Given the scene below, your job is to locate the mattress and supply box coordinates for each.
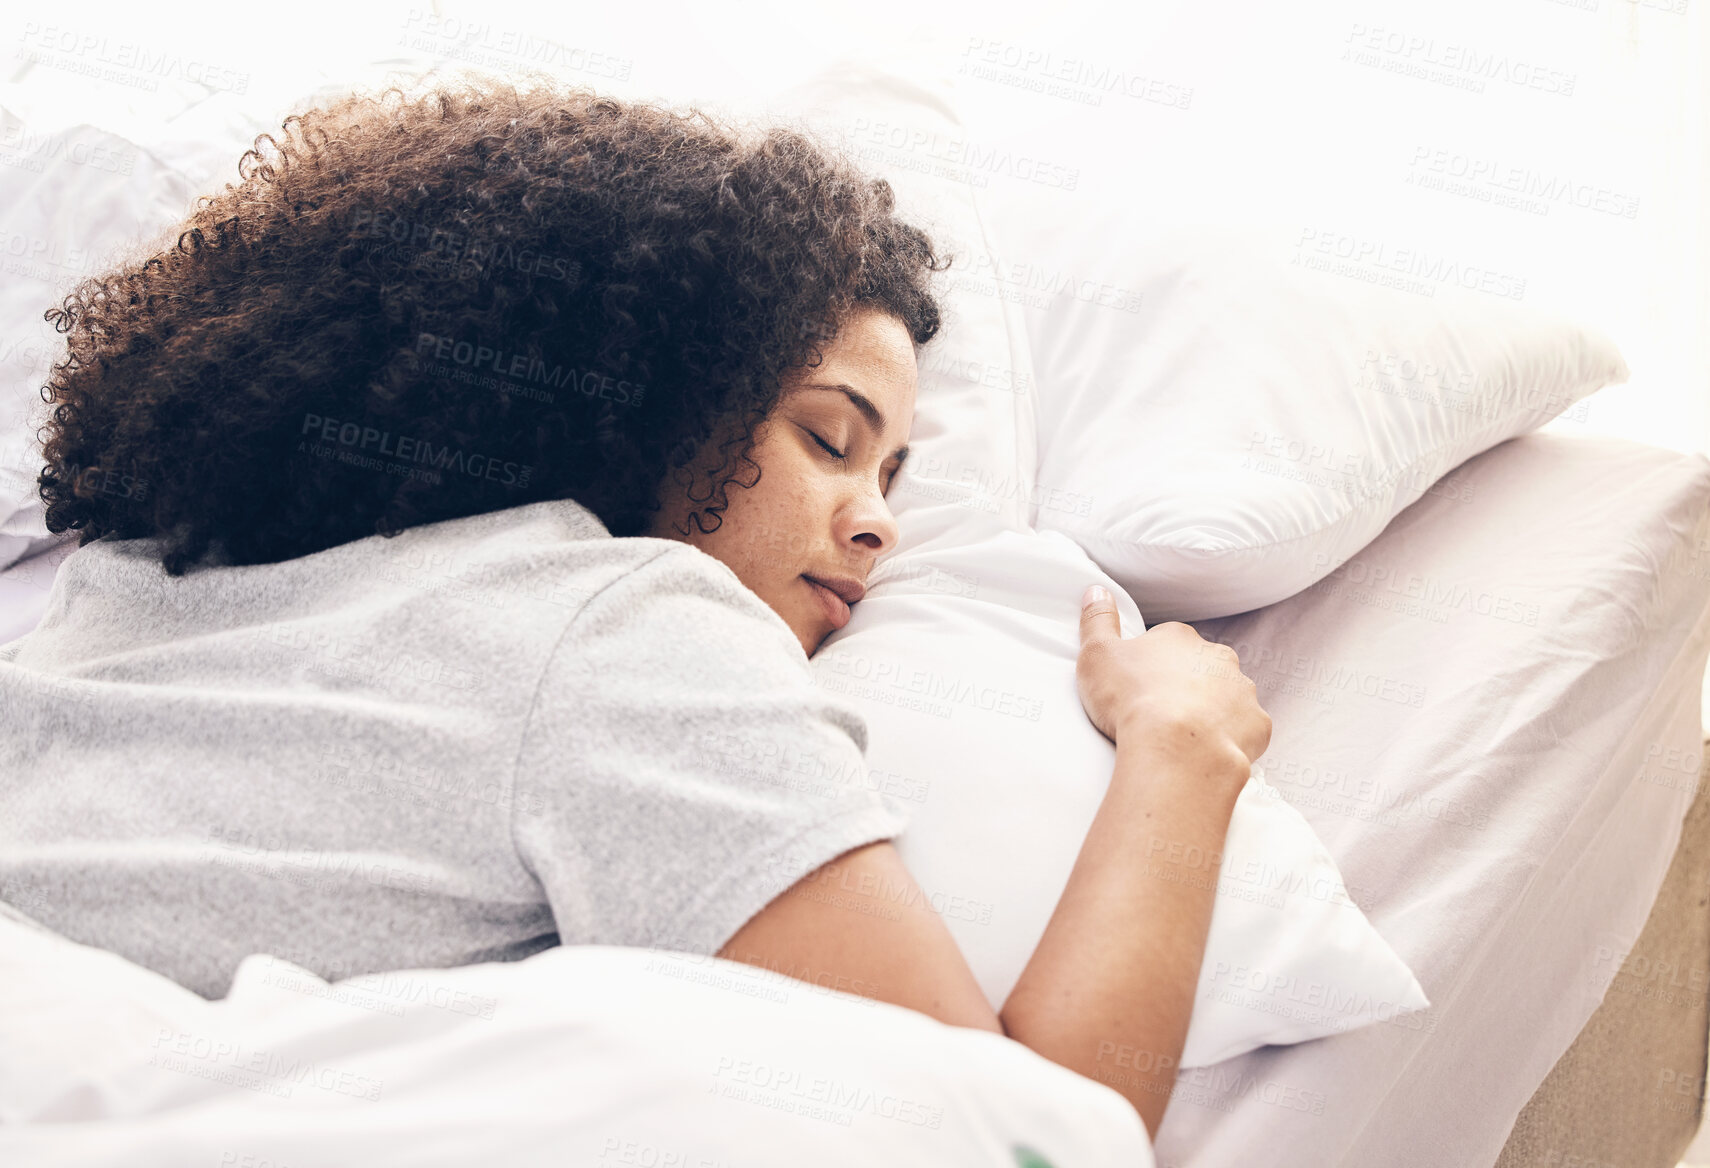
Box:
[1150,432,1710,1168]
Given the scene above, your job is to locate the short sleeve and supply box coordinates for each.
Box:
[511,543,912,956]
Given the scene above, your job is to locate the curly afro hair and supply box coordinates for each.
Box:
[34,72,951,574]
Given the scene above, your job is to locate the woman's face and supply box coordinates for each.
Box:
[647,308,918,657]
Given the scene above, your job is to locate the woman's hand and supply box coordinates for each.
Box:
[1075,585,1272,784]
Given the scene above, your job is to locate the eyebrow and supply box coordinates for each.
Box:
[802,382,911,466]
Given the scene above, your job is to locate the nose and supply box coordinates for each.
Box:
[838,482,900,569]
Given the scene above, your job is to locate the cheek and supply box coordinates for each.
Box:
[731,445,825,562]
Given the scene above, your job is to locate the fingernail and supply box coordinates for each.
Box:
[1082,584,1110,607]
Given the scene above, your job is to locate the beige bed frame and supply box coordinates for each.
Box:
[1496,734,1710,1167]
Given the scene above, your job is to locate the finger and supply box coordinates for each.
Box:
[1080,584,1121,644]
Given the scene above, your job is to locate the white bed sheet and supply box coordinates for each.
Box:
[1150,432,1710,1168]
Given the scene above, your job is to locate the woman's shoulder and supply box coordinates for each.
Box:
[20,497,677,660]
[323,496,811,681]
[20,494,808,686]
[559,535,808,673]
[413,498,791,643]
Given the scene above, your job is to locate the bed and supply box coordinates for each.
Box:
[4,431,1706,1168]
[3,36,1710,1168]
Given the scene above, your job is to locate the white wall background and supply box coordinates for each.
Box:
[4,0,1706,719]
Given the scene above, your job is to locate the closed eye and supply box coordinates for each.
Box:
[803,427,846,461]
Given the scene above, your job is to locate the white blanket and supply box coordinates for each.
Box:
[0,907,1150,1168]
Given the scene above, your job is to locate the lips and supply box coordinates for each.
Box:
[803,575,866,606]
[803,574,863,630]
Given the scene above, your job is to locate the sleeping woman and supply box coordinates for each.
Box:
[0,76,1269,1138]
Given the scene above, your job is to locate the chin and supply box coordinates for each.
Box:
[793,618,830,659]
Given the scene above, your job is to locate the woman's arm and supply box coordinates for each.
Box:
[716,592,1268,1140]
[997,727,1245,1136]
[716,838,1005,1035]
[715,733,1244,1138]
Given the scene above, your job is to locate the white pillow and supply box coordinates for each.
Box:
[0,110,198,570]
[765,59,1040,534]
[0,56,1045,566]
[0,66,446,571]
[774,60,1426,1068]
[811,517,1428,1068]
[980,211,1629,622]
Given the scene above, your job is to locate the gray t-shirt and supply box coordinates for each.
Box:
[0,497,910,999]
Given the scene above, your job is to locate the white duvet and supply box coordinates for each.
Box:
[0,907,1151,1168]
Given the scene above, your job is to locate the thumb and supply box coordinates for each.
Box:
[1080,584,1121,644]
